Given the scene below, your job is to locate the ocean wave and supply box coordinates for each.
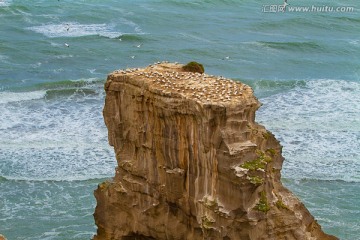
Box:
[0,54,9,63]
[45,88,98,99]
[42,79,104,99]
[0,90,46,104]
[283,177,360,184]
[325,16,360,33]
[34,78,103,90]
[254,16,334,31]
[248,78,307,90]
[0,78,104,104]
[281,153,360,183]
[27,22,123,39]
[349,39,360,46]
[178,33,214,43]
[241,79,307,98]
[0,81,115,182]
[166,0,240,7]
[116,33,148,42]
[334,16,360,24]
[0,175,112,182]
[258,41,324,52]
[0,0,11,7]
[257,79,360,183]
[258,79,360,130]
[0,138,116,182]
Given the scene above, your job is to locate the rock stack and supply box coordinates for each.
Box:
[93,62,337,240]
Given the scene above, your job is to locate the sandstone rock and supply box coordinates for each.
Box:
[0,234,7,240]
[94,62,338,240]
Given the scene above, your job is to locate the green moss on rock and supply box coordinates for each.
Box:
[182,61,205,74]
[255,191,270,212]
[241,150,272,171]
[275,195,289,210]
[276,200,289,210]
[247,175,264,185]
[266,148,277,157]
[262,131,271,139]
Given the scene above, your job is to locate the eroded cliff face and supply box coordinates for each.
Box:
[94,63,337,240]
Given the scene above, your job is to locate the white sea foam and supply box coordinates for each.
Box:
[27,22,122,38]
[0,179,97,238]
[0,54,9,63]
[0,90,46,104]
[0,0,11,7]
[349,39,359,46]
[257,79,360,182]
[0,89,115,181]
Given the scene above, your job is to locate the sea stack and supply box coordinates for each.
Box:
[93,62,337,240]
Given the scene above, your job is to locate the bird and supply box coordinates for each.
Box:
[130,55,135,59]
[136,44,142,48]
[64,43,69,47]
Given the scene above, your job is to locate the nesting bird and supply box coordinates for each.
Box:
[114,63,247,104]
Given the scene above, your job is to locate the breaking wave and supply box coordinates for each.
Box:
[27,22,122,38]
[257,79,360,183]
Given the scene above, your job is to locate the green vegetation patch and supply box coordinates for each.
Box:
[275,195,289,210]
[241,150,272,171]
[265,148,277,157]
[255,190,270,212]
[276,200,289,210]
[247,176,264,185]
[182,61,205,74]
[262,131,271,139]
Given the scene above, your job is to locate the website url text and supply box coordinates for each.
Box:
[262,5,355,13]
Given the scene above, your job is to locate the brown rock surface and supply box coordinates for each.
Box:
[93,62,337,240]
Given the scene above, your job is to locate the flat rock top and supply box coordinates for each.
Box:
[110,62,254,104]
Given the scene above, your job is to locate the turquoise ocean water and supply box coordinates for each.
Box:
[0,0,359,239]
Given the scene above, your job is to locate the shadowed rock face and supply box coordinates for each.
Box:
[93,63,337,240]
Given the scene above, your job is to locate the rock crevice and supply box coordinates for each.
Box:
[94,63,337,240]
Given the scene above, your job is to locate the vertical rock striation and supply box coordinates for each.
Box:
[94,63,337,240]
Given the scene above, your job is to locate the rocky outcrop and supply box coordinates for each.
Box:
[0,234,7,240]
[94,62,337,240]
